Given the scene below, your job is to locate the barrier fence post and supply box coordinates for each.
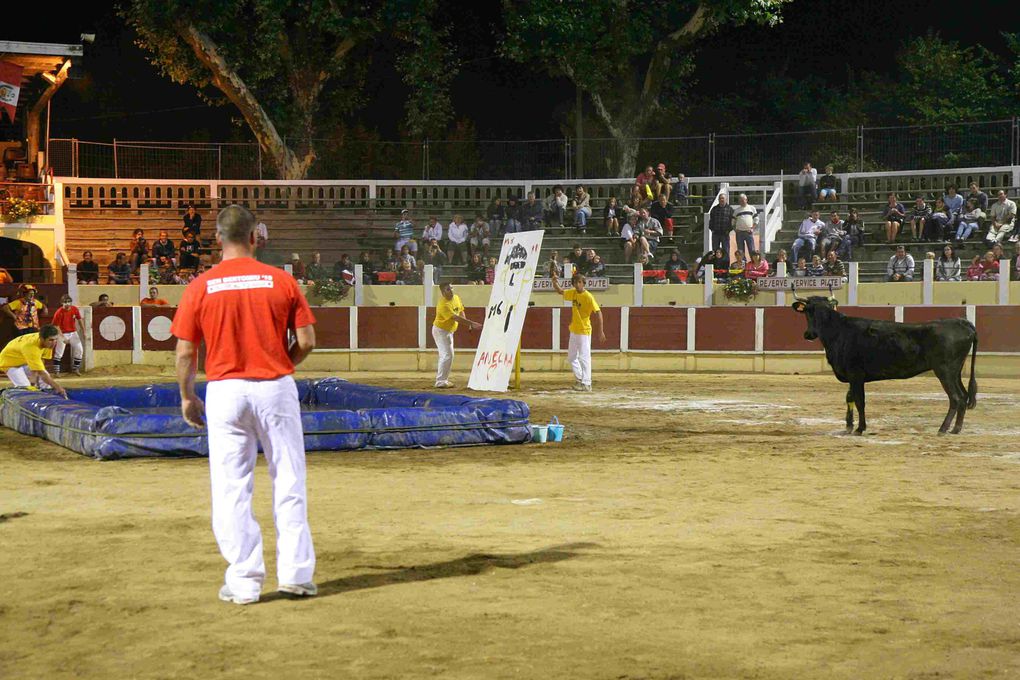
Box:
[620,306,629,352]
[703,266,714,306]
[82,305,94,371]
[138,264,149,303]
[131,306,142,364]
[848,261,859,305]
[349,307,358,349]
[923,257,934,305]
[423,265,434,306]
[551,307,561,351]
[999,259,1010,305]
[354,264,364,305]
[284,264,293,276]
[632,263,643,306]
[775,262,787,306]
[67,263,79,305]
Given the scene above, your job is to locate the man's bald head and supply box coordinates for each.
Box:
[216,205,257,244]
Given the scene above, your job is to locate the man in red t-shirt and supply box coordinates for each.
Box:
[51,294,84,375]
[172,204,317,606]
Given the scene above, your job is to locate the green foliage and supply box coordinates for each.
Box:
[722,276,756,302]
[895,32,1010,124]
[309,277,350,304]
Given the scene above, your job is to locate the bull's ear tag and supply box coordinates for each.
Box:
[792,301,807,313]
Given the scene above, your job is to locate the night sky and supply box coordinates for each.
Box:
[13,0,1014,143]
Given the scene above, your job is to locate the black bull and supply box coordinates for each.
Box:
[792,296,977,434]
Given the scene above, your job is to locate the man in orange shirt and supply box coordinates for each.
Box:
[140,286,169,306]
[172,204,317,606]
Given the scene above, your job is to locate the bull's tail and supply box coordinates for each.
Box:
[967,333,978,409]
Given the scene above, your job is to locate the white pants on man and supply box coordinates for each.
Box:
[54,331,83,363]
[567,332,592,386]
[205,375,314,600]
[432,325,454,385]
[5,366,32,388]
[986,222,1014,243]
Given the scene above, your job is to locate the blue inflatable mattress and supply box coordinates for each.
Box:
[0,378,531,460]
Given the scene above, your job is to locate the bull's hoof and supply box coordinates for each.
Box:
[853,430,864,436]
[937,430,948,436]
[951,427,962,435]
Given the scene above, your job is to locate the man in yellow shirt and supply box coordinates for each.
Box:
[432,282,480,388]
[552,273,606,391]
[0,326,67,397]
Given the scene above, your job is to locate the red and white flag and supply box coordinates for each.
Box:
[0,61,24,123]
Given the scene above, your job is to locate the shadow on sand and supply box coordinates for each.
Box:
[261,542,598,603]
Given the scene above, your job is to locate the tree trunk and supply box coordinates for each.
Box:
[177,23,315,179]
[27,62,70,170]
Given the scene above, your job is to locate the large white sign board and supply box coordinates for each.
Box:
[468,230,545,392]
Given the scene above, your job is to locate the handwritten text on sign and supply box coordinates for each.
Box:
[468,230,545,392]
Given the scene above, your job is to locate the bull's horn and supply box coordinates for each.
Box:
[791,281,806,302]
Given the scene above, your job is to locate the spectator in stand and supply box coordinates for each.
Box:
[770,249,789,275]
[979,251,1000,280]
[707,193,734,257]
[967,182,988,211]
[290,253,306,282]
[744,251,769,280]
[986,190,1017,245]
[254,220,268,261]
[384,248,401,272]
[140,286,169,306]
[792,256,809,277]
[637,208,664,256]
[935,245,961,281]
[587,254,606,278]
[77,251,99,285]
[543,185,568,232]
[419,240,447,284]
[882,193,907,243]
[446,215,468,265]
[358,251,377,285]
[818,165,839,201]
[107,252,132,285]
[155,256,178,285]
[665,250,688,283]
[844,206,866,251]
[521,192,543,231]
[694,247,728,283]
[652,163,673,199]
[792,210,824,263]
[547,251,563,278]
[806,254,825,277]
[822,250,845,276]
[886,245,915,282]
[728,251,746,280]
[635,166,657,201]
[468,214,491,258]
[396,260,422,285]
[908,196,932,242]
[571,186,592,234]
[152,230,176,266]
[422,215,443,244]
[732,193,758,260]
[305,252,328,283]
[649,193,674,238]
[966,255,983,281]
[674,174,689,205]
[625,184,648,217]
[466,253,487,285]
[566,244,590,275]
[938,184,962,230]
[398,244,416,270]
[797,162,817,210]
[956,198,985,243]
[486,197,506,237]
[819,211,845,258]
[179,231,201,269]
[183,204,202,238]
[928,198,952,242]
[129,228,149,273]
[504,196,522,234]
[485,257,497,285]
[621,214,644,263]
[394,209,416,254]
[1013,244,1020,281]
[604,196,622,237]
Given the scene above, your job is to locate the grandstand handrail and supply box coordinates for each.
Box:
[762,182,784,254]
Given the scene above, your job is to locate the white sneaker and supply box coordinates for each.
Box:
[583,384,592,392]
[570,382,586,392]
[278,582,318,597]
[218,584,259,605]
[436,380,454,389]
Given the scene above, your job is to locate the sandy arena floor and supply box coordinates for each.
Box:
[1,370,1019,679]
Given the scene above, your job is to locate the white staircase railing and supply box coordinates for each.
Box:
[702,180,783,255]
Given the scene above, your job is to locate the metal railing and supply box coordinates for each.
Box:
[48,118,1020,181]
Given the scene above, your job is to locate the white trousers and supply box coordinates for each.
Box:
[567,332,592,386]
[53,331,83,361]
[986,222,1014,243]
[6,366,31,387]
[432,326,454,383]
[205,375,314,598]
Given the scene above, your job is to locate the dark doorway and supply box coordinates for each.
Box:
[0,237,50,283]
